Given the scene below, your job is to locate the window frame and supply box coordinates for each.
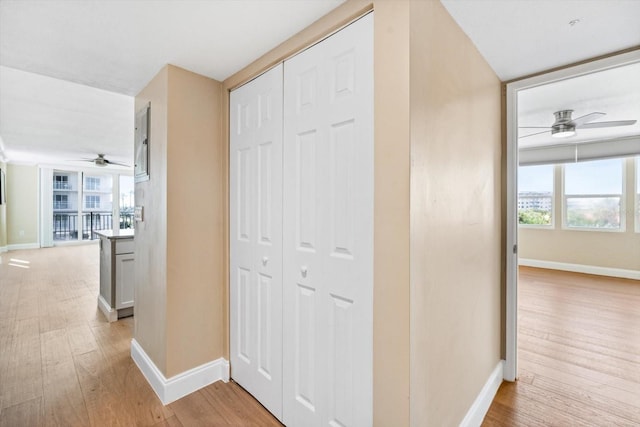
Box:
[85,176,100,191]
[85,194,100,210]
[562,159,626,232]
[54,194,68,210]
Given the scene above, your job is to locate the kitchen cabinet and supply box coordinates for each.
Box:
[96,229,135,322]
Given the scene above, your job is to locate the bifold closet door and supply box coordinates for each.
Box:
[283,13,374,427]
[230,64,283,421]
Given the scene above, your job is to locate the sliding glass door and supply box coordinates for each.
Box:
[52,170,132,242]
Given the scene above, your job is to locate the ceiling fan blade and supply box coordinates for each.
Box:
[519,129,551,138]
[518,126,551,129]
[578,120,637,129]
[106,160,131,167]
[571,112,605,126]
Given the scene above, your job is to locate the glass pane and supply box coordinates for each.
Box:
[53,170,79,241]
[565,158,622,195]
[119,175,135,230]
[518,164,553,225]
[83,174,113,239]
[566,197,621,229]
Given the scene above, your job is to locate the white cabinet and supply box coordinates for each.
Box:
[96,230,135,322]
[115,253,135,309]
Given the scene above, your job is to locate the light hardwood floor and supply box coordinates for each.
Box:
[3,246,639,426]
[483,266,640,426]
[0,245,282,426]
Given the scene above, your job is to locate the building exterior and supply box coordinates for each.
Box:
[517,191,552,211]
[53,171,113,240]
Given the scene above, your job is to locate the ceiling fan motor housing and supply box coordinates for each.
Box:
[551,109,576,137]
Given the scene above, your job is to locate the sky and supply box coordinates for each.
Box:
[519,158,629,195]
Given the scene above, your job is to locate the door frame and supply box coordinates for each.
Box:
[504,49,640,381]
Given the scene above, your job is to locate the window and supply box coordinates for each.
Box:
[85,195,100,210]
[518,164,553,226]
[54,174,69,190]
[85,176,100,191]
[54,194,68,210]
[564,158,623,230]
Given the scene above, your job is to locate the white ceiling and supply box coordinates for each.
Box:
[440,0,640,82]
[0,66,134,168]
[0,0,344,166]
[0,0,345,95]
[1,0,639,167]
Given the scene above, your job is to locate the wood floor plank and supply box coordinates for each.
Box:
[200,381,282,426]
[152,415,184,427]
[1,317,43,410]
[0,397,43,427]
[169,389,231,426]
[66,323,99,356]
[73,349,137,427]
[40,328,91,426]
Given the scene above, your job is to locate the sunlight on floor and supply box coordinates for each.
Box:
[2,257,31,268]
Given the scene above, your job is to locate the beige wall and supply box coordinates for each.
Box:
[134,66,169,374]
[134,65,225,378]
[0,162,6,249]
[409,1,502,426]
[165,65,225,377]
[6,164,39,246]
[519,157,640,271]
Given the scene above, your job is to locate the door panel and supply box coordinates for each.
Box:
[283,13,373,427]
[230,64,283,420]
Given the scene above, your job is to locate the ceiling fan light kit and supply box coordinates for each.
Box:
[520,109,637,139]
[551,123,576,138]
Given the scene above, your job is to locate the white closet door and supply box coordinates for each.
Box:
[283,13,374,427]
[230,64,283,420]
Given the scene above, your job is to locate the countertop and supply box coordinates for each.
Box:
[94,229,135,240]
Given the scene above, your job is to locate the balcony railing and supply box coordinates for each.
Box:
[53,212,112,241]
[120,213,135,230]
[53,182,72,190]
[53,212,135,241]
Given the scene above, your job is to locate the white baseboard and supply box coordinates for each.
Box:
[7,242,39,251]
[130,339,229,405]
[0,246,7,253]
[519,258,640,280]
[460,360,504,427]
[97,295,118,323]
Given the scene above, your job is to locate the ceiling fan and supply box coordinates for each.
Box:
[519,110,637,139]
[76,154,131,167]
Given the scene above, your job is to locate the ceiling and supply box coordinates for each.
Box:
[0,0,345,167]
[1,0,639,167]
[440,0,640,82]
